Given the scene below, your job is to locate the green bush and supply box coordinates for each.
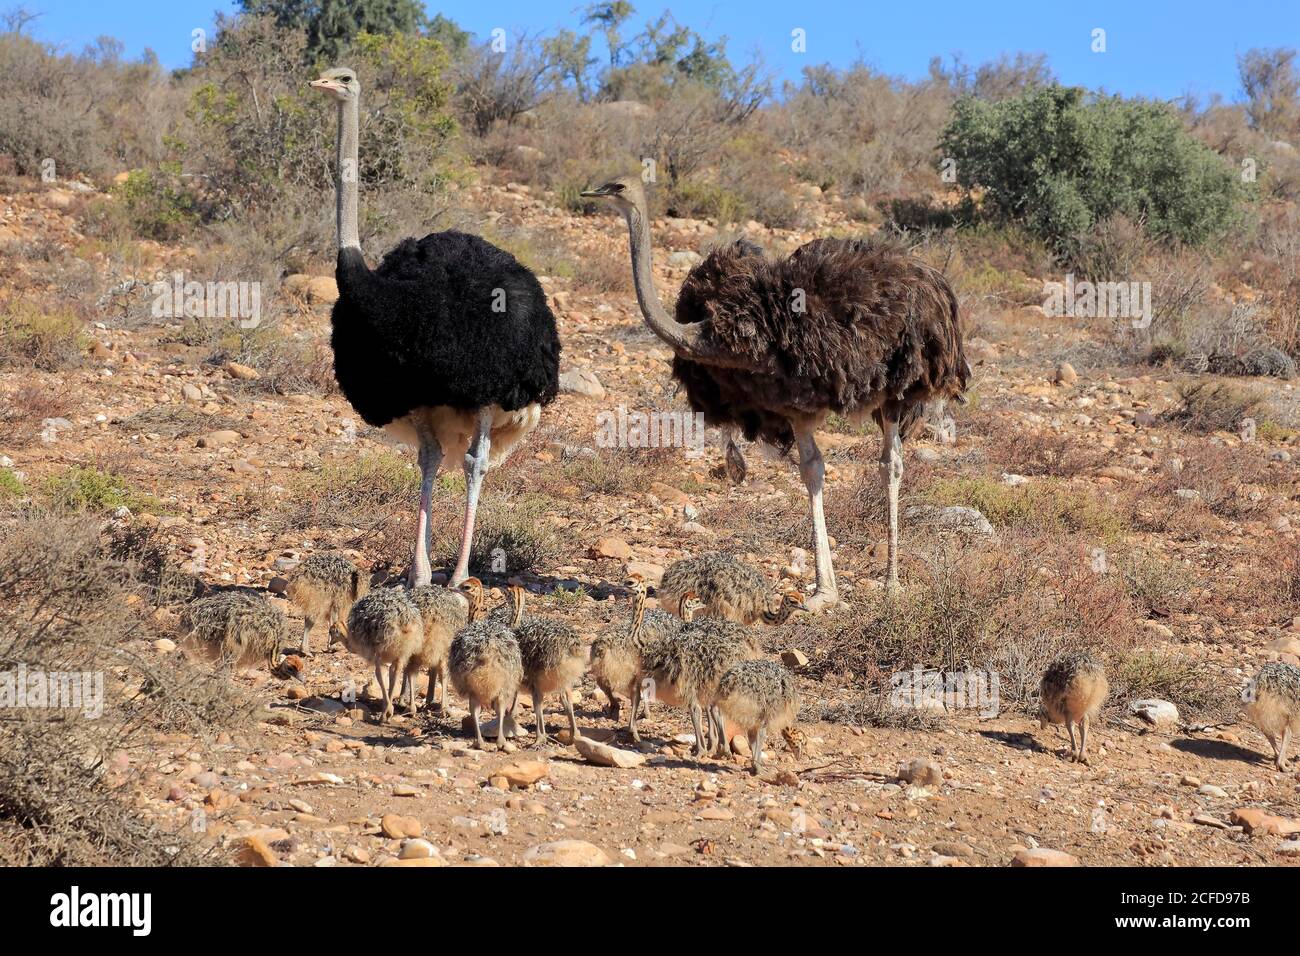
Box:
[940,85,1248,256]
[42,466,162,515]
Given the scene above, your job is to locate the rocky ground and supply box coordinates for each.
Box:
[3,177,1299,866]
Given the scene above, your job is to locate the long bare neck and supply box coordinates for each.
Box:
[621,203,763,371]
[335,99,361,251]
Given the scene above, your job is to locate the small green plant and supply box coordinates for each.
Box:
[0,468,23,502]
[110,163,198,240]
[42,466,162,514]
[1169,379,1273,433]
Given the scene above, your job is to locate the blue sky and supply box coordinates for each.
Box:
[26,0,1300,103]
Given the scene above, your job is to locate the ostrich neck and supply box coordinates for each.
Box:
[624,206,679,344]
[510,593,525,629]
[628,589,646,645]
[335,99,361,251]
[623,204,766,371]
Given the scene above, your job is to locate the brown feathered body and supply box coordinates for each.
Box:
[642,619,760,721]
[285,552,368,652]
[658,552,781,624]
[1245,662,1300,769]
[591,604,678,716]
[671,237,968,448]
[517,616,586,698]
[405,584,469,710]
[449,619,523,718]
[345,588,423,721]
[1039,651,1108,727]
[180,591,289,671]
[716,659,800,773]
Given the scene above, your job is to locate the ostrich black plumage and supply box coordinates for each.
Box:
[311,68,559,587]
[582,175,969,605]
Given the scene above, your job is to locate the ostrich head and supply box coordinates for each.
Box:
[308,66,360,103]
[763,591,810,624]
[679,589,704,622]
[624,571,646,597]
[458,576,484,621]
[581,174,648,219]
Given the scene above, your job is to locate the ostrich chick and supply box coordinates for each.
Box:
[284,552,368,656]
[449,580,523,750]
[401,582,472,714]
[637,591,761,757]
[1244,662,1300,770]
[509,585,587,747]
[715,659,800,775]
[659,552,808,625]
[180,591,291,673]
[1039,650,1108,765]
[344,589,423,723]
[590,573,680,720]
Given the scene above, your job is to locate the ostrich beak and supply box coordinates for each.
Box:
[579,185,610,198]
[309,77,343,93]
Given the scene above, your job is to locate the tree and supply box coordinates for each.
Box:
[582,1,634,68]
[940,85,1246,253]
[1238,47,1299,137]
[239,0,428,62]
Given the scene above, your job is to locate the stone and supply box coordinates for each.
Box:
[558,368,605,399]
[522,840,611,867]
[381,814,422,839]
[180,383,203,402]
[591,537,632,560]
[1230,808,1300,836]
[1129,699,1180,728]
[283,274,340,305]
[496,759,549,788]
[624,561,665,586]
[223,361,260,381]
[574,736,646,769]
[898,759,943,786]
[933,841,975,858]
[234,835,278,867]
[780,649,809,668]
[1054,363,1079,385]
[1011,848,1078,867]
[197,429,242,449]
[399,839,438,860]
[903,505,994,537]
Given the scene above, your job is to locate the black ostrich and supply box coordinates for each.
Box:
[310,68,560,586]
[582,175,969,606]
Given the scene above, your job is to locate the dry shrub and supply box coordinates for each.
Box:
[119,404,241,440]
[0,381,72,448]
[434,492,562,577]
[0,299,87,371]
[782,534,1136,709]
[1150,438,1272,519]
[0,514,241,865]
[574,245,633,295]
[988,427,1106,478]
[1167,379,1271,433]
[925,475,1129,541]
[1117,551,1198,618]
[1109,648,1237,723]
[281,452,420,531]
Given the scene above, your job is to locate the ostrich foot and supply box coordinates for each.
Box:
[802,589,839,612]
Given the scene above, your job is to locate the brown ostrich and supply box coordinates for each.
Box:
[582,176,969,602]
